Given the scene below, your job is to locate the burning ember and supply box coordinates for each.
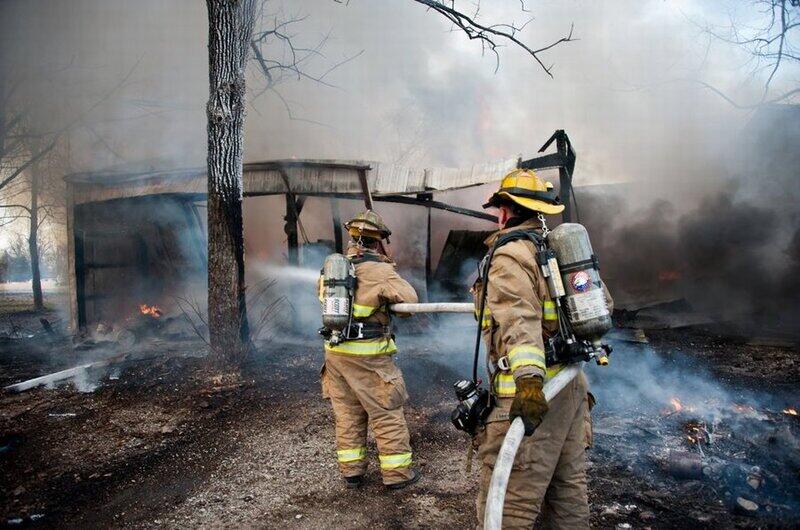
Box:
[139,304,163,318]
[683,420,710,447]
[658,270,681,281]
[663,397,696,415]
[783,407,798,416]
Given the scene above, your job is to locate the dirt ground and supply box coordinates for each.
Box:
[1,297,799,528]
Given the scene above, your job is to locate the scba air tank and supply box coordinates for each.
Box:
[546,223,612,344]
[320,253,356,335]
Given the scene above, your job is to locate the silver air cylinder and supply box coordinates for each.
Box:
[546,223,612,343]
[321,253,355,336]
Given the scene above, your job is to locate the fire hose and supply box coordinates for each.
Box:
[388,303,474,313]
[484,363,584,530]
[387,302,585,529]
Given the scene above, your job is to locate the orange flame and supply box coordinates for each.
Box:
[670,398,683,412]
[658,270,681,281]
[139,304,163,318]
[784,407,798,416]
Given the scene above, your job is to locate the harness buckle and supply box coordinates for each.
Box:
[496,356,510,372]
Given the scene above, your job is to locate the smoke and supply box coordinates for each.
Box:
[577,106,800,331]
[2,1,797,334]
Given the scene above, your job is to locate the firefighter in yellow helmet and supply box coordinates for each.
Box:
[472,169,613,528]
[320,210,421,489]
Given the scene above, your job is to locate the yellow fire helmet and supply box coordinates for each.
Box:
[483,168,565,215]
[344,209,391,240]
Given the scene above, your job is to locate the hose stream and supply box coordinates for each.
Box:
[483,363,584,530]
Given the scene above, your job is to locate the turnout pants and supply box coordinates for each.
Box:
[321,351,414,485]
[475,373,592,529]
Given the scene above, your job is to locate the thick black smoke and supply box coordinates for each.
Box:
[579,106,800,333]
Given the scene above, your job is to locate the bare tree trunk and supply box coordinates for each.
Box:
[29,164,43,311]
[206,0,256,363]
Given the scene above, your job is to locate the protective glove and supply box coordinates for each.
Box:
[509,375,548,436]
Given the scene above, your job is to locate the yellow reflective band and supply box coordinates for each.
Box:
[325,338,397,356]
[352,303,378,318]
[474,307,492,329]
[546,364,564,380]
[543,300,558,321]
[493,373,516,397]
[379,452,412,470]
[507,345,546,372]
[337,446,367,463]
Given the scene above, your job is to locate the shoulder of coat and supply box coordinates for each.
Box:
[492,238,536,264]
[355,260,395,276]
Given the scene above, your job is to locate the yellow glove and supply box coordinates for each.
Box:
[509,375,548,436]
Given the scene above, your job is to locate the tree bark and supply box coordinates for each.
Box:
[206,0,256,363]
[29,165,43,311]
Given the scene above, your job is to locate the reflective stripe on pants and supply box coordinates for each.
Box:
[322,352,414,485]
[379,452,412,470]
[337,446,367,463]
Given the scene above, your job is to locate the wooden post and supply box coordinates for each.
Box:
[330,198,343,253]
[284,193,299,266]
[417,193,433,301]
[557,133,573,222]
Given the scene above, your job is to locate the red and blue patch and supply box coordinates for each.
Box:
[570,271,591,293]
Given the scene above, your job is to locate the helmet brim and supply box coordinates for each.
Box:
[344,221,391,238]
[483,191,565,215]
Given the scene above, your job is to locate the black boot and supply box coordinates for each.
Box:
[386,469,421,490]
[344,475,364,489]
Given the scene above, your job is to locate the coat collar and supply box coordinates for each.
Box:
[484,218,543,247]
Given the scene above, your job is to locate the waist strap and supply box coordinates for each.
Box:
[344,322,392,340]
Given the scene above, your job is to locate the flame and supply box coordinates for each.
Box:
[784,407,798,416]
[670,398,683,412]
[683,420,709,445]
[139,304,163,318]
[734,404,756,414]
[658,270,681,281]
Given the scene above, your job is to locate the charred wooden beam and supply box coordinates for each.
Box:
[374,195,497,223]
[330,198,343,253]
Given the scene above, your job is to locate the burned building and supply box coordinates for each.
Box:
[64,132,581,332]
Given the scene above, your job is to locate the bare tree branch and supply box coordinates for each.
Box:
[697,0,800,107]
[410,0,575,75]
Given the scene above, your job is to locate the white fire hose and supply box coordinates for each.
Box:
[484,363,584,530]
[389,302,475,313]
[388,301,583,529]
[389,302,474,313]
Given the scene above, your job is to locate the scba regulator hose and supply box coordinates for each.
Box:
[483,363,584,530]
